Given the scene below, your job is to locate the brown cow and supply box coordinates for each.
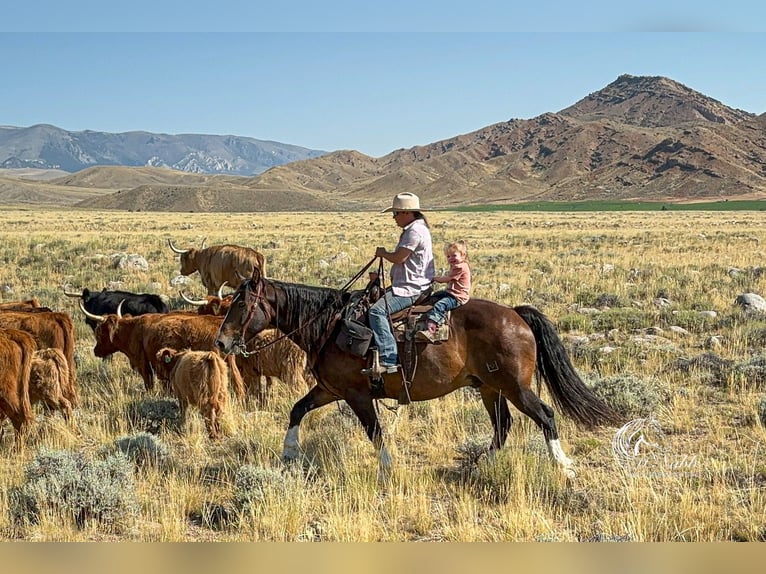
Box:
[179,286,315,404]
[0,311,78,407]
[0,298,51,312]
[168,239,265,295]
[80,303,245,400]
[30,348,73,421]
[155,348,233,439]
[0,327,35,439]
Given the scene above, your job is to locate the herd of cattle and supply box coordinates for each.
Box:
[0,239,311,441]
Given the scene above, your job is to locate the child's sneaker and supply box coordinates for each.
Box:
[416,320,439,343]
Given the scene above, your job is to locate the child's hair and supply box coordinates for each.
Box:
[444,240,468,260]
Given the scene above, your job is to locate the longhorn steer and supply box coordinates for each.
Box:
[63,286,169,331]
[168,239,265,295]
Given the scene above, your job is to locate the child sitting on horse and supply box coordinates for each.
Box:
[417,240,471,343]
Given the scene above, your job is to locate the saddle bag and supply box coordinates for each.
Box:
[336,318,374,357]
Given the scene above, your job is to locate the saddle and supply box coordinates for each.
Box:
[334,282,450,404]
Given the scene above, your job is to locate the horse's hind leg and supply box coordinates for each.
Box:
[283,385,338,463]
[478,385,513,453]
[343,389,391,477]
[509,386,575,478]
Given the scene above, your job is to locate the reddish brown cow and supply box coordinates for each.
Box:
[0,298,49,312]
[0,311,78,407]
[168,239,265,295]
[0,327,35,439]
[155,348,232,439]
[80,304,245,400]
[30,348,73,421]
[179,287,316,404]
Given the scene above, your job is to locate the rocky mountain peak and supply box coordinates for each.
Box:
[561,74,754,127]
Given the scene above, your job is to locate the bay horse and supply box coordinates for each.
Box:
[214,269,620,478]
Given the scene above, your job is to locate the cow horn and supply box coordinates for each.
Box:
[78,300,106,323]
[179,290,207,306]
[116,299,125,318]
[201,237,207,250]
[62,284,84,298]
[167,238,188,254]
[217,281,228,300]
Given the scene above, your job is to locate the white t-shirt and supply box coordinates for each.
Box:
[390,218,435,297]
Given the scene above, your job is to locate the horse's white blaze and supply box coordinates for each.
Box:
[282,426,301,461]
[547,438,575,476]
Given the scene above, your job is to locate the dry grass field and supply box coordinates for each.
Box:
[0,207,765,541]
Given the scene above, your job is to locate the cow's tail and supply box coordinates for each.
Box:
[47,349,71,397]
[17,338,35,431]
[225,354,246,401]
[52,314,78,407]
[514,304,622,428]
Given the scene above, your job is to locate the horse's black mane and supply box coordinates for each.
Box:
[267,279,347,352]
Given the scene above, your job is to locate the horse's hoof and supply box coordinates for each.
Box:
[563,467,576,480]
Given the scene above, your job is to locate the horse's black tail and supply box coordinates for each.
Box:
[514,305,622,428]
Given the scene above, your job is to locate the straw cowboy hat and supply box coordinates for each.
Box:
[381,192,429,213]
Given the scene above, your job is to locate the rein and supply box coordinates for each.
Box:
[233,257,380,358]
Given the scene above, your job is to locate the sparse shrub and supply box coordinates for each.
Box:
[8,449,138,532]
[557,313,592,332]
[659,309,718,333]
[592,293,627,308]
[672,353,734,387]
[759,397,766,428]
[587,374,664,418]
[125,397,182,434]
[232,465,289,511]
[113,432,171,469]
[592,308,650,331]
[731,354,766,390]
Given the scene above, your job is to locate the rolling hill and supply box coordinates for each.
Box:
[1,74,764,211]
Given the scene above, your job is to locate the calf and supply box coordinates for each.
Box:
[155,348,232,439]
[30,348,73,421]
[0,328,35,439]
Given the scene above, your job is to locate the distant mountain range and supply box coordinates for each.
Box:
[0,125,327,175]
[1,74,764,211]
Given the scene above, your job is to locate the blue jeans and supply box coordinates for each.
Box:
[368,289,421,366]
[426,291,461,325]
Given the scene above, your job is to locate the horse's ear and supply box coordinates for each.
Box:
[251,267,262,283]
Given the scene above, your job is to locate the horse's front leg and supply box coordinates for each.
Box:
[344,388,391,479]
[283,385,338,463]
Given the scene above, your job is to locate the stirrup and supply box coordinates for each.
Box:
[361,364,399,377]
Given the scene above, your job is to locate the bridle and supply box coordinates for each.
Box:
[228,257,380,359]
[229,277,273,357]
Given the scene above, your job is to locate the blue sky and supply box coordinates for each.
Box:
[2,4,764,158]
